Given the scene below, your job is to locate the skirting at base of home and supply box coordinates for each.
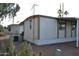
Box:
[25,37,76,45]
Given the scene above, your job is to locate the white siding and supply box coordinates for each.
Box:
[59,30,65,38]
[33,17,39,39]
[24,16,39,41]
[24,18,33,41]
[72,30,75,37]
[19,25,23,34]
[66,21,71,38]
[34,37,76,45]
[23,15,76,45]
[40,17,57,40]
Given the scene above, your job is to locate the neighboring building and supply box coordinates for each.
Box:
[8,22,24,41]
[23,15,79,46]
[8,24,20,41]
[8,24,19,35]
[19,22,24,41]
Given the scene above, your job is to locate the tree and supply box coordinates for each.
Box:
[0,3,20,24]
[57,9,62,18]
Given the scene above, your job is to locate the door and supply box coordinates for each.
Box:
[66,21,71,38]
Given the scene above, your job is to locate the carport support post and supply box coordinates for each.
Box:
[76,19,79,47]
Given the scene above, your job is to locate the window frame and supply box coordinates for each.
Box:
[29,20,32,30]
[58,20,66,30]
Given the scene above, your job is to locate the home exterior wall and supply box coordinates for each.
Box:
[34,37,76,45]
[19,24,24,34]
[37,17,71,45]
[24,16,39,41]
[72,29,76,37]
[24,19,33,41]
[33,16,39,39]
[33,17,76,45]
[23,15,77,45]
[66,21,72,38]
[39,17,57,40]
[59,29,65,38]
[58,20,76,38]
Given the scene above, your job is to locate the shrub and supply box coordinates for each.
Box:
[19,42,32,56]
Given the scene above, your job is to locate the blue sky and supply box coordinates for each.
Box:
[1,0,79,26]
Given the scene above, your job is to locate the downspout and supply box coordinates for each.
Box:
[33,16,35,42]
[23,22,25,40]
[76,19,79,47]
[38,15,40,40]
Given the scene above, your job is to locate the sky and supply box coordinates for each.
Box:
[1,0,79,26]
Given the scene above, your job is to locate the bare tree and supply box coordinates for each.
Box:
[57,3,69,18]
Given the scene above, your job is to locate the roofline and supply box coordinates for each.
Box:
[8,24,19,26]
[21,15,78,23]
[19,21,24,25]
[15,15,79,25]
[19,15,57,23]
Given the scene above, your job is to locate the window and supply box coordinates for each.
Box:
[29,20,32,30]
[59,20,66,30]
[71,21,76,30]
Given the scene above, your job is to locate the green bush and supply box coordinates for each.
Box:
[19,42,32,56]
[2,40,33,56]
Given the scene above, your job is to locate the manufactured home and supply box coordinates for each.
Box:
[8,22,24,41]
[23,15,79,46]
[8,15,79,46]
[8,24,20,41]
[8,24,20,35]
[8,23,24,41]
